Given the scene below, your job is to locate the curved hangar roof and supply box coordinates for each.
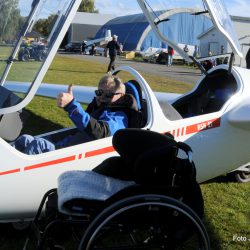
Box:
[95,8,213,51]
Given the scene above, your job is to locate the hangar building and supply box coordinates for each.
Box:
[198,15,250,67]
[64,12,115,45]
[94,8,213,51]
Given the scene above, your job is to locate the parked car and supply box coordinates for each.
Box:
[64,42,81,52]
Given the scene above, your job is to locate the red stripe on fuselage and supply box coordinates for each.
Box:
[0,168,20,175]
[166,118,221,137]
[85,146,115,158]
[186,118,221,135]
[24,155,76,171]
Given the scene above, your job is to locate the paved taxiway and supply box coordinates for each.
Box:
[58,52,202,85]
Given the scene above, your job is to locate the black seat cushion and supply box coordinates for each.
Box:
[112,128,177,162]
[93,156,133,180]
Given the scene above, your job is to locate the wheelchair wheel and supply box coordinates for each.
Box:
[79,194,210,250]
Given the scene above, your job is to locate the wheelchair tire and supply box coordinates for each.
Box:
[79,194,210,250]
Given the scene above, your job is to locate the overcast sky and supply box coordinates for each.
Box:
[95,0,250,17]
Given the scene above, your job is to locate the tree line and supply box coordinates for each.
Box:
[0,0,98,43]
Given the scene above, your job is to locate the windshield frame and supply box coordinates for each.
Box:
[136,0,243,61]
[0,0,82,115]
[204,0,243,58]
[136,0,192,62]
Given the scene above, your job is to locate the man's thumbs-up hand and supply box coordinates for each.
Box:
[57,84,74,108]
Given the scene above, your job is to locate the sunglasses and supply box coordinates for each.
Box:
[95,89,122,98]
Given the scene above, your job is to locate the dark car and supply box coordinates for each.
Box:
[64,42,81,52]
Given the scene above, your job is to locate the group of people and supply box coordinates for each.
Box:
[82,35,250,71]
[80,42,96,56]
[166,44,250,71]
[155,46,175,66]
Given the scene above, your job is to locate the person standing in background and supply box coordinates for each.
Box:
[220,45,225,54]
[183,45,189,65]
[106,35,121,72]
[209,51,216,67]
[90,43,96,56]
[167,46,174,66]
[81,41,87,55]
[183,44,189,54]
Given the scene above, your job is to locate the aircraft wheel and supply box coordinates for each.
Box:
[79,194,210,250]
[234,166,250,183]
[36,53,46,61]
[21,53,29,61]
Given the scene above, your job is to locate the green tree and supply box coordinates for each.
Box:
[78,0,98,13]
[33,15,57,38]
[0,0,20,42]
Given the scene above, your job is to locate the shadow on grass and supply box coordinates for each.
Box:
[203,214,223,250]
[47,68,104,74]
[21,109,64,136]
[203,174,235,184]
[165,70,201,75]
[161,70,201,76]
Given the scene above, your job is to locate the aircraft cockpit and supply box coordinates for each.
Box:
[172,68,238,118]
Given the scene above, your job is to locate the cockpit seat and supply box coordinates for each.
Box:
[125,81,142,110]
[125,80,147,127]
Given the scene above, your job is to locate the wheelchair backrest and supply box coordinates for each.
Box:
[112,129,196,186]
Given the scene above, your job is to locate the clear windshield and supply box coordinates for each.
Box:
[204,0,242,57]
[0,0,76,109]
[137,0,242,59]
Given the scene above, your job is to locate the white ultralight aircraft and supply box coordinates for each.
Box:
[0,0,249,224]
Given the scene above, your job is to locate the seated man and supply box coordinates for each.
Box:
[14,73,137,154]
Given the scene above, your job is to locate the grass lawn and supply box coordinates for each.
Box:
[0,55,249,250]
[0,45,13,59]
[0,45,42,82]
[43,56,192,93]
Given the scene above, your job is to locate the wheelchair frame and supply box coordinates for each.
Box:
[23,129,210,249]
[23,187,210,250]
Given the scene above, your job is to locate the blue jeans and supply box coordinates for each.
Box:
[13,134,55,154]
[13,132,94,155]
[168,54,173,66]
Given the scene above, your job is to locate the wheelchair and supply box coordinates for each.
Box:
[23,129,210,250]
